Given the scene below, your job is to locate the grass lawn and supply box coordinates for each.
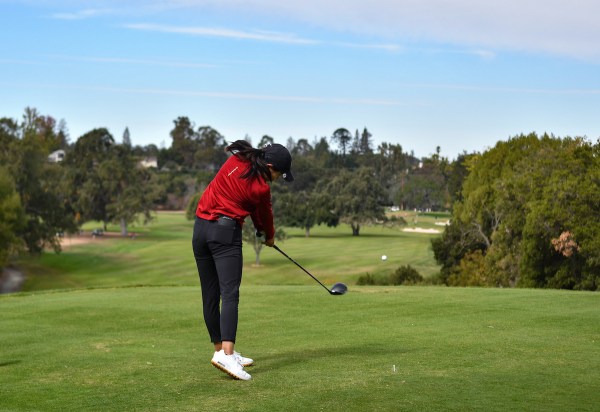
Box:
[3,211,599,411]
[17,211,443,292]
[1,286,598,411]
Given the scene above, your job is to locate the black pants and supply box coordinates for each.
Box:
[192,217,243,343]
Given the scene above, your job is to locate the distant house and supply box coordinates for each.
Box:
[48,150,65,163]
[139,157,158,169]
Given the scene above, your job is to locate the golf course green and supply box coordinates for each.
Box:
[1,212,598,411]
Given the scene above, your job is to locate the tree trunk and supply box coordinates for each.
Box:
[305,226,310,237]
[253,240,263,265]
[351,223,360,236]
[120,218,128,237]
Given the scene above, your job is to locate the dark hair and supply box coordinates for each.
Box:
[225,140,272,181]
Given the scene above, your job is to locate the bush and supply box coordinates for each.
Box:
[185,192,202,221]
[356,273,387,285]
[389,265,423,285]
[357,266,423,286]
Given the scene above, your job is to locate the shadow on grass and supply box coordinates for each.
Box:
[255,343,413,372]
[0,360,22,367]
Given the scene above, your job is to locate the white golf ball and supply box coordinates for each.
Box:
[381,255,387,261]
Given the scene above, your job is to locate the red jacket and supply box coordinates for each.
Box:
[196,155,275,239]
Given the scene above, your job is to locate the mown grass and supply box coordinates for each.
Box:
[4,211,598,411]
[1,286,598,411]
[18,211,443,291]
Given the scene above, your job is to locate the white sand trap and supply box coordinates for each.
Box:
[403,227,441,234]
[59,232,134,249]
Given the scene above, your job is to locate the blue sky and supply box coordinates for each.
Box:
[1,0,599,159]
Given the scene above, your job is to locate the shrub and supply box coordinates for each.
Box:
[185,192,202,221]
[389,265,423,285]
[356,273,387,285]
[357,266,423,286]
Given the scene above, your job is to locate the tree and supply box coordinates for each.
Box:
[258,135,274,148]
[65,128,115,227]
[242,218,286,266]
[316,167,387,236]
[0,110,77,254]
[0,118,19,162]
[66,128,161,233]
[170,116,196,167]
[293,138,313,156]
[0,167,25,268]
[433,133,600,290]
[194,126,227,172]
[369,142,409,206]
[398,158,448,211]
[331,128,352,157]
[351,129,361,154]
[122,127,132,148]
[100,144,162,236]
[274,190,331,237]
[186,192,202,221]
[360,127,373,154]
[21,107,67,153]
[311,137,331,168]
[446,152,472,204]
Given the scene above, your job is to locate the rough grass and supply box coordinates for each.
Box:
[1,286,598,411]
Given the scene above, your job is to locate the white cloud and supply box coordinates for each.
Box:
[151,0,600,61]
[3,82,402,105]
[124,23,406,51]
[50,8,113,20]
[45,54,219,68]
[37,0,600,60]
[124,23,319,45]
[334,42,403,52]
[88,86,404,105]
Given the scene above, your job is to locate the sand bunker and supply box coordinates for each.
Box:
[59,232,133,248]
[403,227,441,234]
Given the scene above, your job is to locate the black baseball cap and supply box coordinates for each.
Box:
[264,143,294,182]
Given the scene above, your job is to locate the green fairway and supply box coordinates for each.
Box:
[4,212,599,411]
[18,211,442,292]
[1,286,598,411]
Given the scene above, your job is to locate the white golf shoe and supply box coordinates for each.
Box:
[234,351,254,367]
[211,350,252,380]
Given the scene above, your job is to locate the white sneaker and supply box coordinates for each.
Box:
[234,351,254,367]
[211,350,252,380]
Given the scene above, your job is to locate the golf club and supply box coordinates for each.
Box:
[273,244,347,295]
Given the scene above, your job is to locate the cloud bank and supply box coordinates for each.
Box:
[94,0,600,61]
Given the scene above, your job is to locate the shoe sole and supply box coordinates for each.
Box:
[211,360,251,380]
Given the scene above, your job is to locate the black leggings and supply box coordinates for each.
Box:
[192,217,243,343]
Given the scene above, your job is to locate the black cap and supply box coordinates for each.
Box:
[264,143,294,182]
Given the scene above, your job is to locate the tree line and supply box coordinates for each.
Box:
[2,108,597,290]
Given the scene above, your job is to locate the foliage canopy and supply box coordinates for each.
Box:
[432,133,600,290]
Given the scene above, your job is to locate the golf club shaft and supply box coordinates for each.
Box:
[273,245,331,294]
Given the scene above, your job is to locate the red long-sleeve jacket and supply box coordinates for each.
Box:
[195,154,275,239]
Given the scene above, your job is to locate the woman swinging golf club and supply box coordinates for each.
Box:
[192,140,293,380]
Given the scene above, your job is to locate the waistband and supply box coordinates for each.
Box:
[216,215,238,228]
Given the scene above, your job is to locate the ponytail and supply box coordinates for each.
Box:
[225,140,272,181]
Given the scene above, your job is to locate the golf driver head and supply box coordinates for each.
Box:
[330,282,348,295]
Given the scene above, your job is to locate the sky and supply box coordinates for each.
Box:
[1,0,599,159]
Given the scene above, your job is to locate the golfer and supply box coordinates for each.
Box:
[192,140,294,380]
